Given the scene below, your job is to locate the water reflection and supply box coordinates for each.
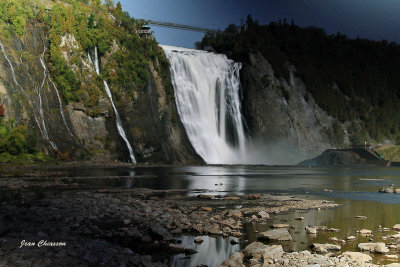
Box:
[170,236,240,267]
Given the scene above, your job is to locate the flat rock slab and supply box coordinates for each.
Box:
[342,251,372,263]
[310,243,341,253]
[358,242,389,253]
[257,228,292,241]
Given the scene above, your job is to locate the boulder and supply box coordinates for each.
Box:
[257,228,292,241]
[305,226,317,234]
[248,194,261,200]
[261,245,284,260]
[272,224,289,228]
[358,242,389,253]
[258,211,269,219]
[393,224,400,231]
[310,243,341,253]
[358,229,372,235]
[220,252,244,267]
[228,210,242,218]
[341,251,372,263]
[242,241,268,258]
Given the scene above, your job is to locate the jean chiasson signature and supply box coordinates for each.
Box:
[20,240,67,248]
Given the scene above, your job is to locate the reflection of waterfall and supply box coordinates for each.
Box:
[161,45,247,164]
[170,235,239,267]
[0,40,57,150]
[88,47,136,163]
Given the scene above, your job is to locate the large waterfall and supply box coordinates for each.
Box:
[162,45,248,164]
[89,47,136,164]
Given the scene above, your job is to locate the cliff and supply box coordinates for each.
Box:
[0,0,201,164]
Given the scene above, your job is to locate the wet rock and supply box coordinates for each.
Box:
[220,252,244,267]
[358,242,389,253]
[358,229,372,235]
[310,243,341,253]
[197,194,215,199]
[230,239,239,245]
[168,243,185,254]
[383,254,399,260]
[228,210,242,218]
[194,238,203,244]
[204,224,221,235]
[200,207,212,212]
[379,187,395,193]
[346,236,356,241]
[328,237,346,245]
[305,226,317,234]
[257,228,292,241]
[248,194,260,200]
[242,242,268,258]
[150,223,173,241]
[224,196,240,200]
[184,248,197,255]
[341,251,372,263]
[258,211,269,219]
[355,216,367,220]
[272,224,289,228]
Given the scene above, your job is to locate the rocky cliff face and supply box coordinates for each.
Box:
[241,53,347,163]
[0,22,200,164]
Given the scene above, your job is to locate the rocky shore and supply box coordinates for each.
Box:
[0,176,341,267]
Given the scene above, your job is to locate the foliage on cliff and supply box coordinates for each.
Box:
[0,0,171,116]
[197,16,400,144]
[0,118,48,163]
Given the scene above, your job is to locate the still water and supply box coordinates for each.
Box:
[17,165,400,265]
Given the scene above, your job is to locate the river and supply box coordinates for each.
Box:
[13,165,400,266]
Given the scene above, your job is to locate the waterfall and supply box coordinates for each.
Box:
[0,40,57,150]
[39,48,74,137]
[161,45,248,164]
[89,47,136,163]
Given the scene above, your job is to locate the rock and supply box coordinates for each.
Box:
[358,229,372,235]
[201,207,212,212]
[391,233,400,238]
[272,224,289,228]
[220,252,244,267]
[323,189,332,192]
[230,239,239,245]
[294,217,304,220]
[328,237,346,245]
[328,228,340,232]
[358,242,389,253]
[355,216,367,220]
[123,219,130,225]
[257,228,292,241]
[197,194,215,199]
[383,227,390,232]
[228,210,242,218]
[383,254,398,260]
[224,196,240,200]
[395,188,400,193]
[194,238,203,244]
[261,245,284,260]
[192,224,204,233]
[258,211,269,219]
[346,236,356,241]
[204,224,221,235]
[168,243,185,254]
[379,187,394,193]
[393,224,400,231]
[184,248,198,255]
[248,194,260,200]
[341,251,372,263]
[150,223,173,241]
[310,243,341,253]
[242,242,268,258]
[305,226,317,234]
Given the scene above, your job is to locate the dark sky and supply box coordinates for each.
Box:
[118,0,400,48]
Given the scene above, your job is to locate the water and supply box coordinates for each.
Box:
[0,40,57,150]
[89,46,136,163]
[39,48,74,137]
[162,45,248,164]
[11,165,400,265]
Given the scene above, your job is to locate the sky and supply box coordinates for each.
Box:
[118,0,400,48]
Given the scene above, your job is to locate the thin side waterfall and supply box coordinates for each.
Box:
[89,47,136,163]
[0,40,57,150]
[39,48,74,137]
[161,45,248,164]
